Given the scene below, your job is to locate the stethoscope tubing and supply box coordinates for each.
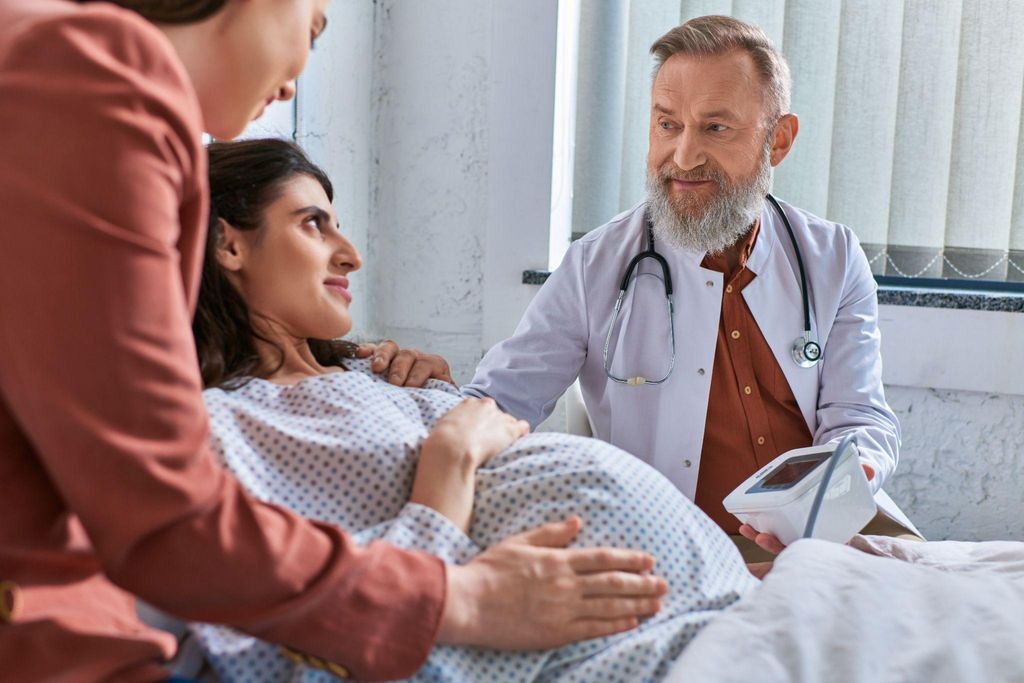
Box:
[603,194,817,385]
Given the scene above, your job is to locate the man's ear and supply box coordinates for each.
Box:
[769,113,799,167]
[214,217,247,272]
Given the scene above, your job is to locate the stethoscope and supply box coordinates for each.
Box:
[602,193,821,387]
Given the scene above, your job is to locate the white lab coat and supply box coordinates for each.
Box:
[464,198,917,531]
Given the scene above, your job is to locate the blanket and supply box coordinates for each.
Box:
[665,536,1024,682]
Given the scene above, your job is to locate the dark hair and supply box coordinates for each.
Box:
[195,138,357,390]
[78,0,227,23]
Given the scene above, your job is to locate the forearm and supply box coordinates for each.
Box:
[410,441,478,532]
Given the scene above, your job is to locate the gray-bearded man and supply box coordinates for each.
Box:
[463,15,920,565]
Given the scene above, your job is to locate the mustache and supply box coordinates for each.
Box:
[657,164,725,185]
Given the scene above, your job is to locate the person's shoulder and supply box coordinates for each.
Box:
[1,0,197,114]
[577,201,646,246]
[773,197,859,250]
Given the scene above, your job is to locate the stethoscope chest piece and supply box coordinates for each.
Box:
[792,335,822,368]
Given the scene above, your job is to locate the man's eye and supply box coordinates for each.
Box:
[708,123,728,132]
[659,121,674,130]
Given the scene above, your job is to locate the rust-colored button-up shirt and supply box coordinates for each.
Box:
[694,223,814,533]
[0,2,444,680]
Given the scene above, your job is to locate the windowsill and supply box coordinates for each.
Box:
[875,286,1024,312]
[521,269,1024,312]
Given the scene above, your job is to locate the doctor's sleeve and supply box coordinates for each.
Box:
[463,240,591,428]
[813,229,900,492]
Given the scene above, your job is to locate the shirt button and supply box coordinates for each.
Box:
[684,459,693,468]
[731,330,741,340]
[744,385,752,395]
[757,436,766,445]
[726,284,734,293]
[706,280,714,287]
[697,368,705,376]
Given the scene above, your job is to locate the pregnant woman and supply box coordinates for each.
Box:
[192,138,758,682]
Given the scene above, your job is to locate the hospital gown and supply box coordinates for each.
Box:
[195,358,757,682]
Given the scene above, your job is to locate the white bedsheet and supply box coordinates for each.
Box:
[665,536,1024,683]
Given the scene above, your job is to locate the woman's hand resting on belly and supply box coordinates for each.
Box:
[410,398,529,531]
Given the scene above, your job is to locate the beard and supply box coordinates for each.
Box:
[646,137,773,255]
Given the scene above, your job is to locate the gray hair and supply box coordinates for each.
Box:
[650,15,792,123]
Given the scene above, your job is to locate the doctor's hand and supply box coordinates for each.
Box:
[356,339,455,387]
[737,524,787,555]
[738,462,878,555]
[438,516,667,650]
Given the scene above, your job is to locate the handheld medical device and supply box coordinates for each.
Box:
[603,193,820,387]
[722,437,876,546]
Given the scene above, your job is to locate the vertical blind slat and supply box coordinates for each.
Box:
[887,0,961,252]
[827,0,905,248]
[772,0,842,217]
[680,0,733,21]
[731,0,786,50]
[945,0,1024,251]
[1012,71,1024,252]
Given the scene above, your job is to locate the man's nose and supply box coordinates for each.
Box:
[672,127,707,172]
[277,80,297,102]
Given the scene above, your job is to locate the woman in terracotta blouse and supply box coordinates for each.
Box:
[0,1,664,680]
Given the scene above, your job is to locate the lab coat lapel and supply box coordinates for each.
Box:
[742,206,819,434]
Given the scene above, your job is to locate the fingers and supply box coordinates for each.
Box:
[364,340,456,387]
[512,516,583,548]
[746,562,773,580]
[755,533,786,555]
[564,617,640,643]
[370,339,399,374]
[405,354,454,387]
[387,351,416,385]
[740,524,785,554]
[405,360,435,388]
[577,572,667,598]
[575,597,662,622]
[567,547,655,574]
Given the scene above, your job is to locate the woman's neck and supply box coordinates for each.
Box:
[250,320,343,385]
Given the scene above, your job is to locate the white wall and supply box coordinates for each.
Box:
[886,386,1024,542]
[300,0,557,377]
[299,1,1022,542]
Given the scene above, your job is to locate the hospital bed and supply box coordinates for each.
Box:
[146,385,1024,682]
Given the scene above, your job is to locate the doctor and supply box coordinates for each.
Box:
[463,15,919,561]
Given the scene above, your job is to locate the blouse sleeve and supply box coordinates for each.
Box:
[0,8,443,680]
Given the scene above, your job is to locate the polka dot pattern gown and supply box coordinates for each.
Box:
[194,359,757,682]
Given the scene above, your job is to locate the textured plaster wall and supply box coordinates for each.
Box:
[368,0,491,380]
[885,386,1024,542]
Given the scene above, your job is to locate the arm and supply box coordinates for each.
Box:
[0,15,442,680]
[740,229,900,557]
[814,228,900,492]
[462,240,592,427]
[409,398,529,532]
